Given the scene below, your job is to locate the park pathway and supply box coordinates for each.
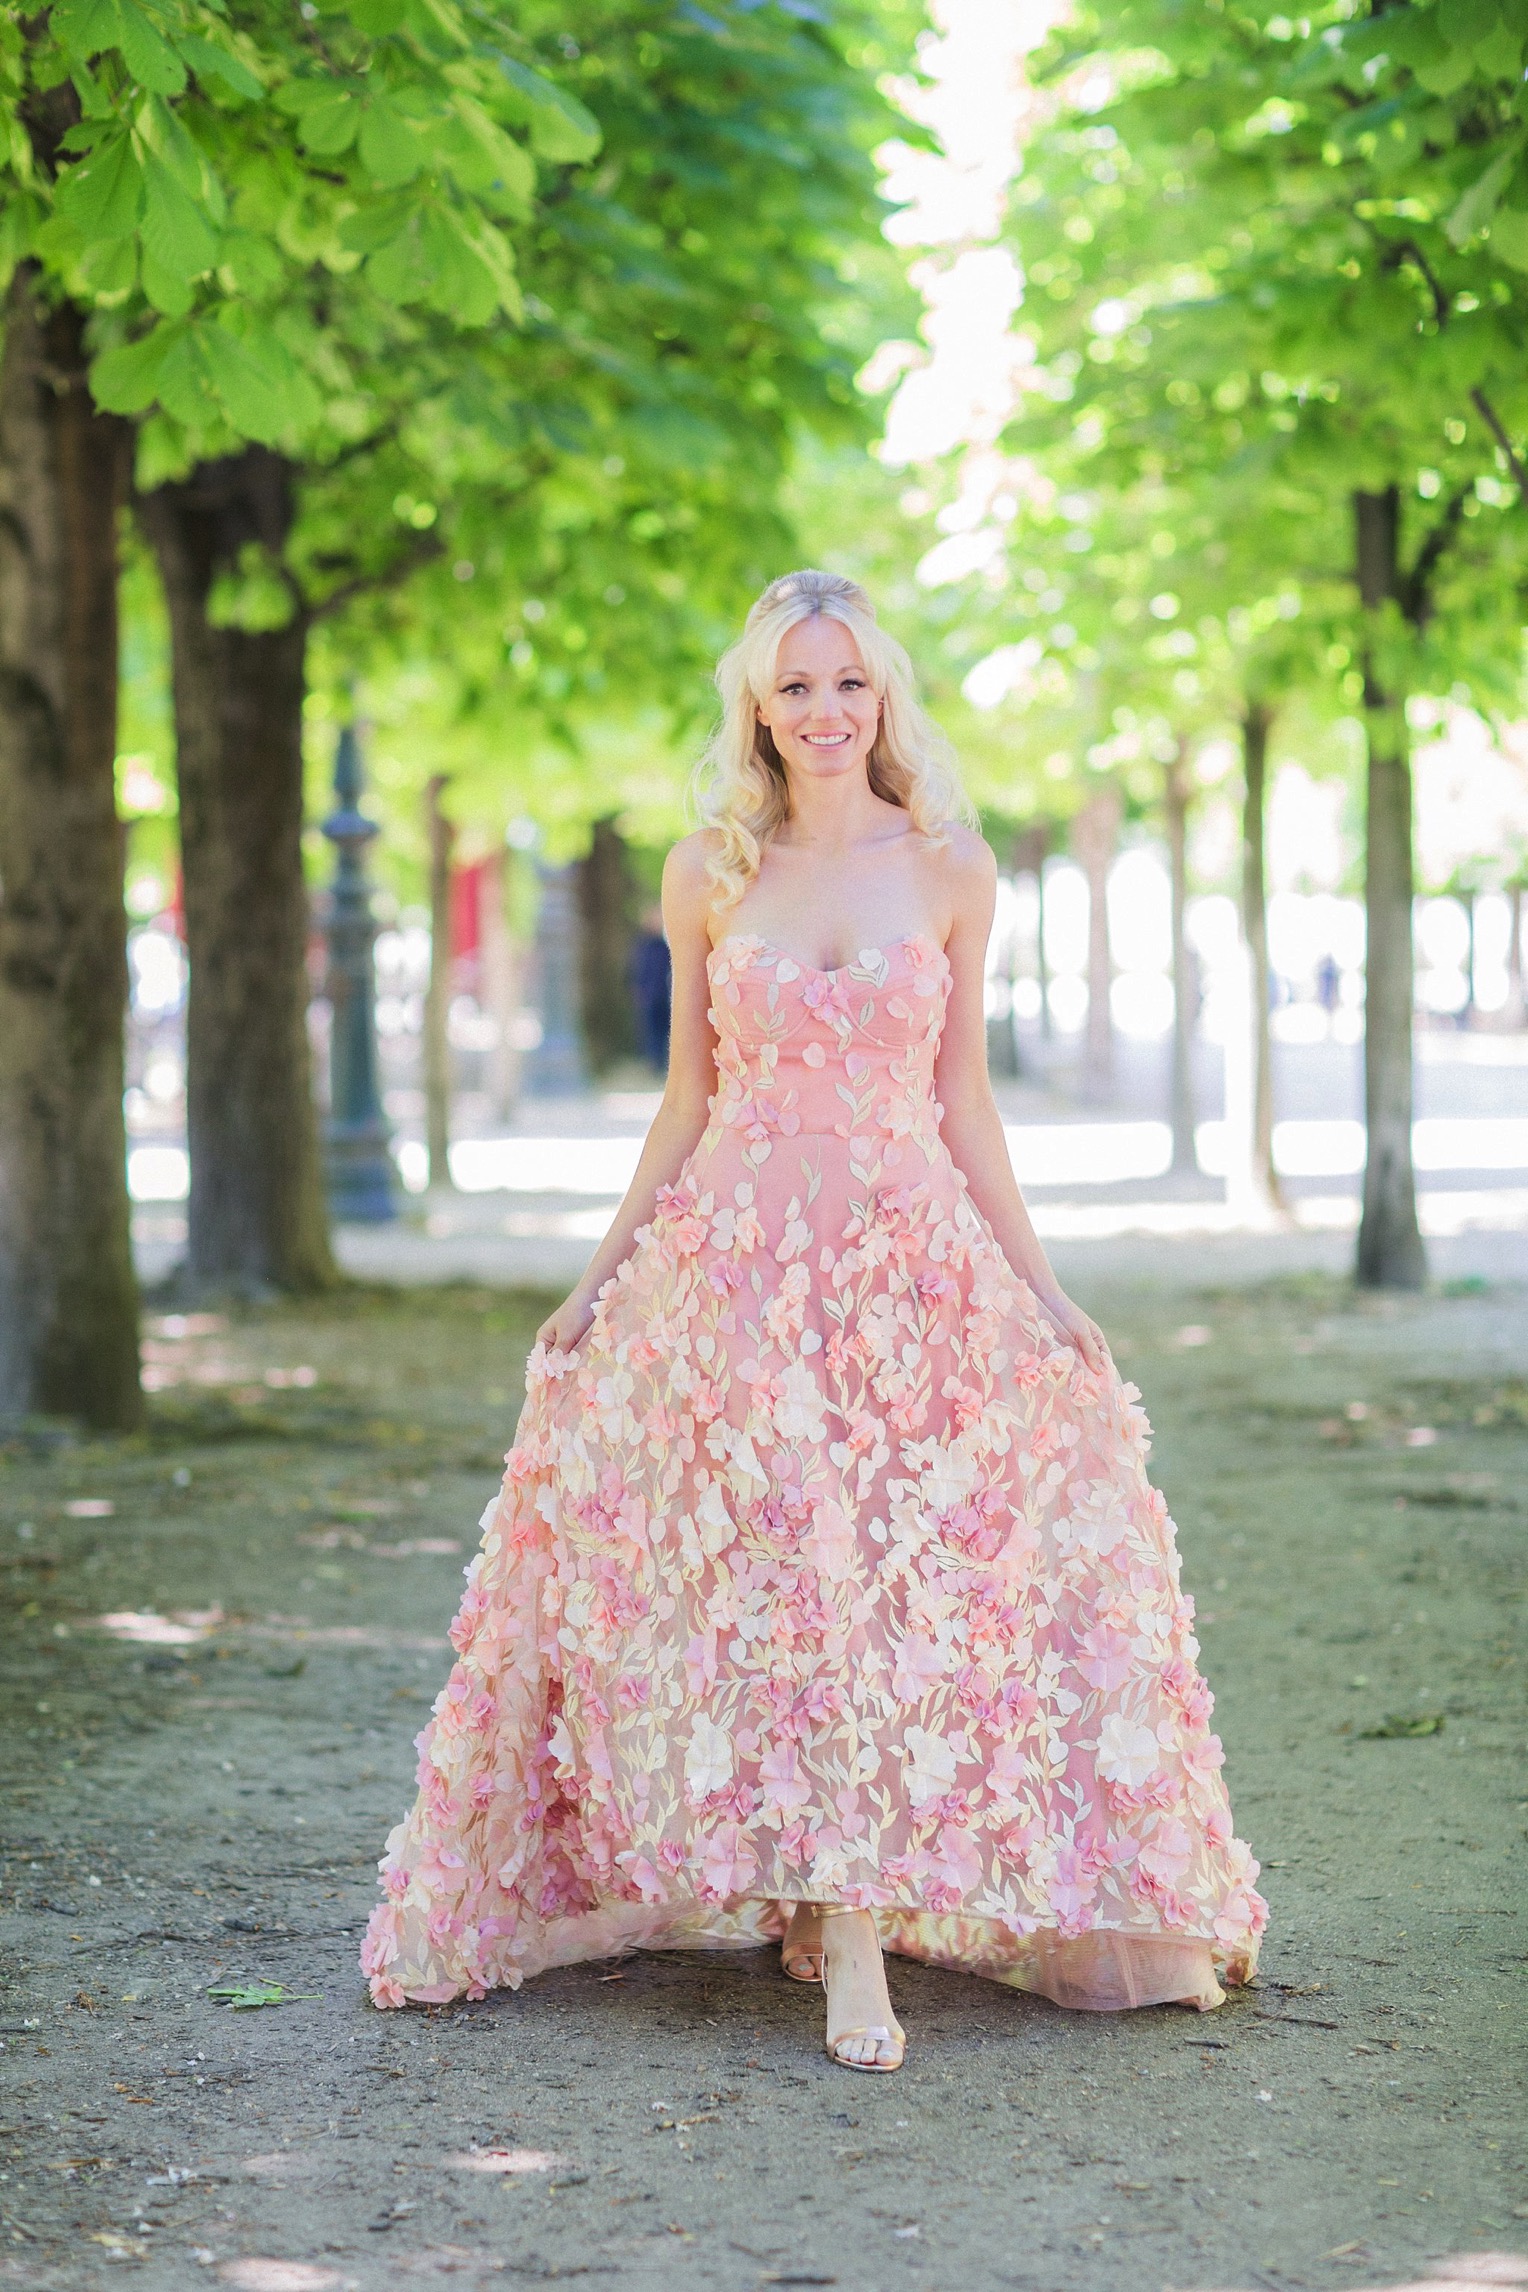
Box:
[0,1261,1523,2291]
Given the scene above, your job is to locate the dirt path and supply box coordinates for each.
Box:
[1,1274,1523,2292]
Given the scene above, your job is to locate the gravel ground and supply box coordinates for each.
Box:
[0,1272,1524,2292]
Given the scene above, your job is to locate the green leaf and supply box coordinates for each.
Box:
[139,150,218,280]
[90,321,179,414]
[54,126,144,241]
[115,0,186,94]
[338,190,413,255]
[0,193,43,292]
[1489,203,1528,268]
[49,0,126,64]
[77,232,138,296]
[216,228,284,295]
[1446,136,1522,245]
[140,243,195,315]
[1414,42,1478,93]
[495,57,600,164]
[444,97,533,211]
[153,329,221,426]
[198,326,296,443]
[365,212,431,304]
[358,96,433,187]
[1358,1711,1444,1738]
[1473,16,1524,79]
[417,205,519,326]
[134,94,215,203]
[276,80,362,157]
[1437,0,1499,44]
[179,32,263,101]
[206,1979,320,2009]
[344,0,409,32]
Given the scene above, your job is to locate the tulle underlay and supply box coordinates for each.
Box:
[405,1896,1225,2014]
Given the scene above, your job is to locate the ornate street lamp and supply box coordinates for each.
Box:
[321,723,396,1222]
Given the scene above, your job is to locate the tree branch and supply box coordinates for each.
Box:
[304,530,445,625]
[1386,235,1450,327]
[1470,384,1528,508]
[1399,485,1470,629]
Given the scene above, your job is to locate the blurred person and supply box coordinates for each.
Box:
[1316,950,1341,1032]
[364,572,1266,2074]
[628,903,672,1071]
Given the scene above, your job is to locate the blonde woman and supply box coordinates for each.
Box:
[363,570,1266,2073]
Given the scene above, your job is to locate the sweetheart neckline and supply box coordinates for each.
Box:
[709,931,948,980]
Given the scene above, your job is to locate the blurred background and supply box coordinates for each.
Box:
[4,0,1527,1423]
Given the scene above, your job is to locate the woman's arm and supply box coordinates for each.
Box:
[933,831,1108,1376]
[535,835,719,1352]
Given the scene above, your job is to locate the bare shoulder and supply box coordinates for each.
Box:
[932,821,997,908]
[940,820,996,878]
[663,829,720,938]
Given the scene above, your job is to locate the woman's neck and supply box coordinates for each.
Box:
[774,770,904,854]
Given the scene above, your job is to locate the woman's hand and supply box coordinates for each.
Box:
[535,1289,597,1355]
[1034,1285,1109,1377]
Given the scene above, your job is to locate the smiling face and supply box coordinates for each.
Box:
[755,614,881,793]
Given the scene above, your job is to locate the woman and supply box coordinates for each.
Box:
[362,570,1266,2073]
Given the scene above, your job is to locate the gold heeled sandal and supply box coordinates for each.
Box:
[780,1901,824,1986]
[817,1905,905,2075]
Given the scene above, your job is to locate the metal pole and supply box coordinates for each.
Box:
[320,722,396,1223]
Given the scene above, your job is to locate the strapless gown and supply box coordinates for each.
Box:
[362,934,1266,2012]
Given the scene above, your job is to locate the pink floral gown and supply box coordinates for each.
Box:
[363,933,1266,2012]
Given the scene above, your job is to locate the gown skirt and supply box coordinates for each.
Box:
[362,934,1267,2013]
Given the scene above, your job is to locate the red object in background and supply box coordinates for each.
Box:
[451,860,486,962]
[451,856,501,996]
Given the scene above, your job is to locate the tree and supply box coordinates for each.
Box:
[926,0,1528,1283]
[2,0,905,1307]
[125,0,897,1287]
[0,281,139,1427]
[0,0,558,1373]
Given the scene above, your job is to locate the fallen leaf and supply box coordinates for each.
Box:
[207,1980,319,2010]
[1360,1712,1445,1738]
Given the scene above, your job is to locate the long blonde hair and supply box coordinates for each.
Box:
[694,568,972,909]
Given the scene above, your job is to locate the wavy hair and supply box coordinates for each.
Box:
[693,568,972,910]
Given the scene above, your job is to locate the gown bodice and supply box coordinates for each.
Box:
[706,933,950,1151]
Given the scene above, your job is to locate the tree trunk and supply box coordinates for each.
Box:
[1240,700,1284,1210]
[1011,823,1049,1051]
[137,449,335,1293]
[480,848,525,1122]
[424,775,455,1188]
[0,277,141,1428]
[1163,746,1197,1172]
[1354,487,1425,1289]
[1071,788,1118,1103]
[577,814,638,1074]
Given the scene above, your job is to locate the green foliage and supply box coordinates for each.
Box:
[4,0,909,852]
[900,0,1528,830]
[7,0,565,365]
